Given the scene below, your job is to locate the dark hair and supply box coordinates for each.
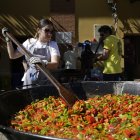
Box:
[84,40,91,48]
[37,18,54,29]
[98,25,112,34]
[34,18,54,38]
[77,40,92,48]
[83,40,91,51]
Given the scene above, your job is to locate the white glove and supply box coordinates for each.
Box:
[29,57,48,67]
[2,27,10,42]
[29,56,42,64]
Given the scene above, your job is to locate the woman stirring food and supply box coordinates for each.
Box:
[2,18,60,88]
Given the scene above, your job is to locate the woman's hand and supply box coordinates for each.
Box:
[29,56,42,64]
[29,56,48,69]
[2,27,10,42]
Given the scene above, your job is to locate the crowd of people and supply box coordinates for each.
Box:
[62,25,123,81]
[2,18,132,89]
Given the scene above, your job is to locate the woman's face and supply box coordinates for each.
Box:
[38,25,53,42]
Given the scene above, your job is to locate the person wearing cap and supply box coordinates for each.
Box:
[80,40,95,80]
[123,36,135,80]
[96,25,122,81]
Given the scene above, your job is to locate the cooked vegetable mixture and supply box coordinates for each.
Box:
[11,94,140,140]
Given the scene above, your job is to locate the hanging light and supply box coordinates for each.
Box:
[106,0,116,13]
[107,0,114,4]
[106,0,118,34]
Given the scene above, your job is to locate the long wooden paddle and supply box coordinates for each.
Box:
[5,31,78,107]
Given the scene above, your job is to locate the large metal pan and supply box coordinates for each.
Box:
[0,81,140,140]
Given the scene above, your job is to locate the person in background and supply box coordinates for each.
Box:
[96,25,122,81]
[81,40,95,80]
[2,18,60,88]
[63,44,78,69]
[123,37,135,81]
[61,44,79,82]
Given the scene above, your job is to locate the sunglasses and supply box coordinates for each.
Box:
[42,28,53,34]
